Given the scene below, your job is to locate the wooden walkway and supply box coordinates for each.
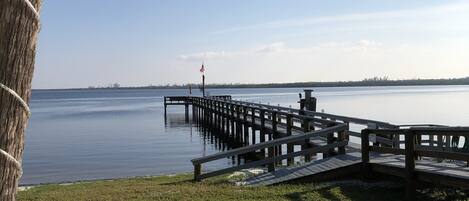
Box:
[164,94,469,200]
[245,152,469,186]
[244,152,362,186]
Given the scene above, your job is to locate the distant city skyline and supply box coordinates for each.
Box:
[34,0,469,89]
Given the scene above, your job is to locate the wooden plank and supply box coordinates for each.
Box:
[416,148,469,161]
[370,146,405,155]
[370,155,469,183]
[244,152,362,186]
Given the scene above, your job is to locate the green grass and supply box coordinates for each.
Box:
[18,174,468,201]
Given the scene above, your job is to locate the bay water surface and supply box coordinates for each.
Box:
[21,86,469,184]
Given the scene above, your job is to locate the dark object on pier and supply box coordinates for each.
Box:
[299,89,316,112]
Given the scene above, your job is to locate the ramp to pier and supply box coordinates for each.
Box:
[244,152,362,186]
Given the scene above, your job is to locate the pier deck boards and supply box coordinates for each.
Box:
[245,152,469,186]
[244,152,362,186]
[371,155,469,181]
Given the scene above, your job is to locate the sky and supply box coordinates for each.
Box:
[33,0,469,89]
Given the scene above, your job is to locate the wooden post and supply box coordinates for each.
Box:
[302,119,311,162]
[243,106,249,145]
[226,103,229,134]
[200,99,205,125]
[230,104,235,137]
[361,129,370,180]
[338,129,346,155]
[437,134,443,162]
[261,110,274,171]
[210,100,214,128]
[429,134,434,147]
[164,97,167,114]
[272,112,281,165]
[207,100,210,126]
[222,102,226,134]
[192,99,196,122]
[251,107,256,145]
[405,130,416,200]
[206,100,208,126]
[194,164,202,181]
[211,100,215,128]
[185,102,189,122]
[236,105,241,142]
[208,100,212,127]
[286,114,294,165]
[211,100,214,128]
[445,134,451,149]
[191,100,195,121]
[219,101,223,132]
[203,99,208,126]
[324,123,335,158]
[195,99,198,123]
[302,90,318,160]
[215,101,219,132]
[203,99,207,126]
[199,100,202,124]
[218,102,222,132]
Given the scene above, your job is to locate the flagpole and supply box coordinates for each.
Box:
[202,74,205,97]
[200,61,206,97]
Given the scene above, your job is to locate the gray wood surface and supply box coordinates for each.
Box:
[245,153,469,186]
[244,152,362,186]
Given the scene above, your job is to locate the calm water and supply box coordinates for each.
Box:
[21,86,469,185]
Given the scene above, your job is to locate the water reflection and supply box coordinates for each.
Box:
[164,111,260,167]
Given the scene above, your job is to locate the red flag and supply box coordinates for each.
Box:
[200,62,205,73]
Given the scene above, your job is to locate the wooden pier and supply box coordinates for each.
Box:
[164,91,469,200]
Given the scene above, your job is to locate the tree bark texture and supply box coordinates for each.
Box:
[0,0,41,200]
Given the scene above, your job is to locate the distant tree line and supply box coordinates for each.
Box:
[201,77,469,89]
[48,76,469,90]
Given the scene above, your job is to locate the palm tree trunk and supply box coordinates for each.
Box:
[0,0,41,200]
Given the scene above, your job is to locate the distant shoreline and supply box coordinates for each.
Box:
[32,77,469,91]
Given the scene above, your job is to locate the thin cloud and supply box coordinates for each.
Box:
[178,51,232,61]
[212,1,469,34]
[254,42,286,53]
[178,42,289,61]
[178,41,385,61]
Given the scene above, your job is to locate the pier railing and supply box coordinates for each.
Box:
[362,127,469,160]
[207,97,397,146]
[361,127,469,199]
[165,95,469,200]
[192,96,344,158]
[191,123,348,181]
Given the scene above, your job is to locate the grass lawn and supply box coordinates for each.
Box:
[18,173,468,201]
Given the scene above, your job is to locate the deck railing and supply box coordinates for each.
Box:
[212,97,397,135]
[191,123,348,181]
[361,127,469,199]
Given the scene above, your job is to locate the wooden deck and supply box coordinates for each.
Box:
[164,95,469,200]
[244,152,469,186]
[371,155,469,181]
[244,152,362,186]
